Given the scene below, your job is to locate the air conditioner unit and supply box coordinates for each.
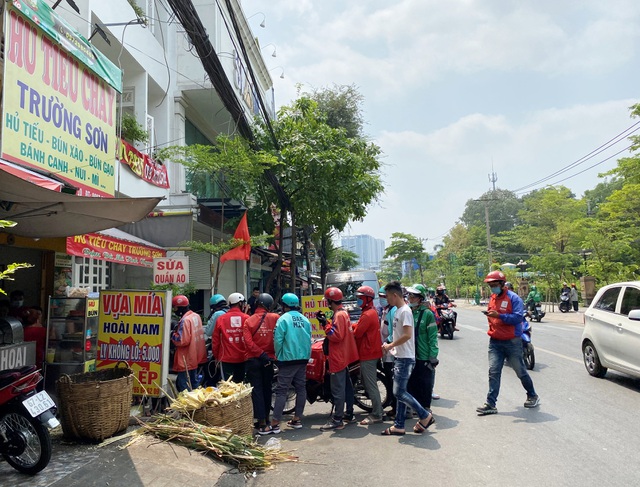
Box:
[146,114,155,154]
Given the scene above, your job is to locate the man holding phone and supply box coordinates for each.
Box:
[477,271,540,416]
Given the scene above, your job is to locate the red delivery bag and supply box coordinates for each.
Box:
[306,339,326,382]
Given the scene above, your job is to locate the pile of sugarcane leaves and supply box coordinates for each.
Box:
[134,415,297,471]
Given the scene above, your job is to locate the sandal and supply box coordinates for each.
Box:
[413,414,435,433]
[286,419,303,429]
[359,416,383,425]
[381,426,405,436]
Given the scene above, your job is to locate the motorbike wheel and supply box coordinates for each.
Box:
[524,343,535,370]
[0,406,52,475]
[559,304,569,313]
[270,376,296,415]
[353,372,392,412]
[536,315,542,323]
[446,322,454,340]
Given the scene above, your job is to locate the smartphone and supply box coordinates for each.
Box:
[481,310,489,315]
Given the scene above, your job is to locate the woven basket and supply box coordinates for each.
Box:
[192,393,253,437]
[56,366,133,442]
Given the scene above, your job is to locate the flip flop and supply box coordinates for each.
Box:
[413,415,435,433]
[359,416,383,425]
[381,427,405,436]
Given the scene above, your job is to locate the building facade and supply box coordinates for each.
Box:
[340,234,386,270]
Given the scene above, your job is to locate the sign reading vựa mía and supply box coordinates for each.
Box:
[96,291,171,397]
[2,1,122,197]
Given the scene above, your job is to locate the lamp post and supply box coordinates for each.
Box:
[579,249,592,275]
[516,259,527,279]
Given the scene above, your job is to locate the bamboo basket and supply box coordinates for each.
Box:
[56,366,134,442]
[192,393,253,437]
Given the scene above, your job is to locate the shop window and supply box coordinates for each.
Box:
[74,258,110,292]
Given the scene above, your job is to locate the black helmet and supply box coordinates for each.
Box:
[256,293,274,310]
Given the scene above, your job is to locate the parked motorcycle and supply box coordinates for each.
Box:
[437,303,457,340]
[272,338,393,415]
[522,320,535,370]
[559,291,571,313]
[0,365,59,474]
[526,300,545,322]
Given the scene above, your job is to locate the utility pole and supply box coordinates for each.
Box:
[484,200,492,269]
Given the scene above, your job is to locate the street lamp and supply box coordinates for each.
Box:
[516,259,527,279]
[579,249,592,274]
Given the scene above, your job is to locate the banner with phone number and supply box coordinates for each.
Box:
[96,290,171,397]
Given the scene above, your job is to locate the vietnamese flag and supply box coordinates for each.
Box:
[220,212,251,264]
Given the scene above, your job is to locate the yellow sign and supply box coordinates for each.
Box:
[96,290,171,397]
[301,295,331,339]
[2,8,118,197]
[86,298,99,318]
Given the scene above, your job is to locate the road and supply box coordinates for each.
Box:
[248,306,640,487]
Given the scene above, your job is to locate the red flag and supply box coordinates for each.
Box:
[220,212,251,264]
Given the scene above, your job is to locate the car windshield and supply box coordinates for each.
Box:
[332,281,366,301]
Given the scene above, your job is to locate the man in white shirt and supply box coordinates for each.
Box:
[381,281,434,436]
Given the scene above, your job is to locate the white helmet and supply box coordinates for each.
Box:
[228,292,246,305]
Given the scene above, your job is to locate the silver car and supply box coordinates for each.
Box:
[582,281,640,379]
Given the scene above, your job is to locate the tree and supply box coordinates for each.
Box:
[377,258,403,284]
[384,232,428,283]
[461,189,522,234]
[328,247,360,271]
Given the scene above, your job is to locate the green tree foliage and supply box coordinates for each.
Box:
[328,248,360,271]
[377,258,403,284]
[384,232,428,283]
[461,189,522,234]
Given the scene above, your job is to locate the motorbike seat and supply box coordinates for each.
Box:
[0,366,37,389]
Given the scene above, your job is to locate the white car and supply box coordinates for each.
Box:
[582,281,640,379]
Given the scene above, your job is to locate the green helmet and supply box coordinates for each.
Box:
[531,285,537,291]
[281,293,299,308]
[378,286,386,296]
[406,283,427,300]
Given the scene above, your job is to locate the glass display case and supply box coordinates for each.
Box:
[44,296,99,392]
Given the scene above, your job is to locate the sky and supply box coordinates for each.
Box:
[243,0,640,250]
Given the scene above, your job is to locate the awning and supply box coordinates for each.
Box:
[66,228,166,268]
[0,159,64,192]
[0,169,163,238]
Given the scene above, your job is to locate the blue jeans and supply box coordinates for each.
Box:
[176,369,199,392]
[393,358,429,429]
[487,337,537,407]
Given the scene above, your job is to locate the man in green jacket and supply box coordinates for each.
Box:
[406,284,439,412]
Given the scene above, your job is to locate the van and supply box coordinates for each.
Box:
[325,270,380,321]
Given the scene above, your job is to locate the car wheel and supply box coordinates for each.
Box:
[582,341,607,378]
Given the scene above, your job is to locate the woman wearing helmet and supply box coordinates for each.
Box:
[352,285,383,425]
[476,271,539,415]
[319,287,358,431]
[204,294,228,339]
[212,293,249,382]
[243,293,280,434]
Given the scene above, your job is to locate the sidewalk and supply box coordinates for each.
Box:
[455,299,585,326]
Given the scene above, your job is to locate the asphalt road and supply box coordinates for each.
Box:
[248,306,640,487]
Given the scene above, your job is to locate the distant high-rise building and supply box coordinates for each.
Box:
[340,234,386,270]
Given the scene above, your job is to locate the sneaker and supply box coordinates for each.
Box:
[320,419,345,431]
[476,403,498,415]
[286,419,303,429]
[524,395,540,408]
[432,393,441,400]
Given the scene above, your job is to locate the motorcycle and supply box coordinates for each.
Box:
[272,338,393,416]
[436,303,457,340]
[522,320,535,370]
[559,291,571,313]
[526,300,545,322]
[0,365,59,474]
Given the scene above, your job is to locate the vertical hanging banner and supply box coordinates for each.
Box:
[2,0,123,197]
[301,295,331,339]
[96,290,171,397]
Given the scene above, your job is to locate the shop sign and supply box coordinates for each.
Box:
[66,233,166,268]
[2,2,121,197]
[153,257,189,285]
[96,290,171,397]
[0,342,36,369]
[118,139,169,189]
[300,295,331,339]
[86,298,99,318]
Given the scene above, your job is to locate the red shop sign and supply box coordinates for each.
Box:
[67,233,166,268]
[117,139,170,189]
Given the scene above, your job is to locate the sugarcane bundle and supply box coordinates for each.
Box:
[137,416,297,470]
[169,381,252,414]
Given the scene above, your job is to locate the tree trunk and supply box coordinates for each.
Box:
[320,233,330,289]
[265,208,286,302]
[303,227,312,295]
[290,212,297,295]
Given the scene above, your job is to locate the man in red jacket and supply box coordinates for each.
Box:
[171,295,207,392]
[317,287,359,431]
[352,286,383,425]
[243,293,279,434]
[213,292,249,383]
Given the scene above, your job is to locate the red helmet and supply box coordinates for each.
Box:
[324,287,343,302]
[484,270,506,283]
[356,286,375,299]
[172,295,189,307]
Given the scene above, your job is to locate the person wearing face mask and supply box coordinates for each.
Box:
[378,286,397,419]
[406,284,439,413]
[351,286,383,425]
[477,271,540,416]
[8,290,25,317]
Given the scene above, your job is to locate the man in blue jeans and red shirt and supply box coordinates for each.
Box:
[477,270,540,415]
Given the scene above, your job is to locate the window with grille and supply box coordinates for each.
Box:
[73,258,110,292]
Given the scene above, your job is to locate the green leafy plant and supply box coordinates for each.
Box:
[119,113,149,144]
[126,0,148,24]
